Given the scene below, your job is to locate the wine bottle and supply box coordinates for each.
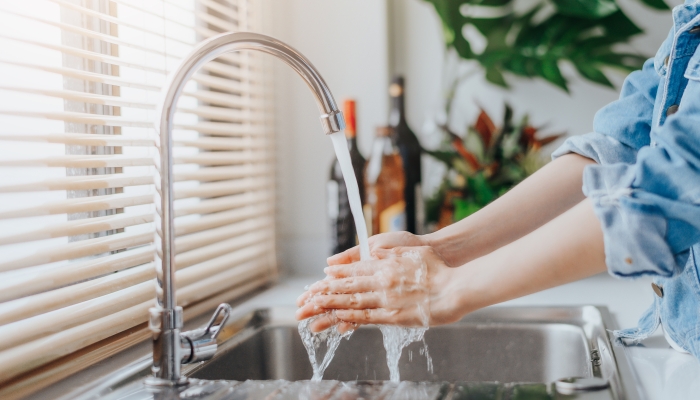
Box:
[388,76,423,234]
[328,99,366,254]
[364,126,406,236]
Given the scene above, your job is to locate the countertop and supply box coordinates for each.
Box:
[239,273,700,400]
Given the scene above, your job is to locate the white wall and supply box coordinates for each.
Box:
[265,0,390,277]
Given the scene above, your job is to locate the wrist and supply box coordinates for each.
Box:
[423,222,478,267]
[450,257,494,317]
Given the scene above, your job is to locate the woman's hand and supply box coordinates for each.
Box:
[327,231,429,266]
[296,246,459,333]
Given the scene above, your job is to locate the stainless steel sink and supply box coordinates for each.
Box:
[63,306,641,400]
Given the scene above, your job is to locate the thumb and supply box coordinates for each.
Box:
[327,245,361,265]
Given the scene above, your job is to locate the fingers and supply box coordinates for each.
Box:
[311,293,383,309]
[295,301,326,320]
[308,276,378,294]
[324,261,376,278]
[335,309,397,325]
[309,313,336,333]
[327,246,361,266]
[307,316,358,334]
[338,321,358,334]
[296,289,314,307]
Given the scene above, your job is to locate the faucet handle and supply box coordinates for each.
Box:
[180,303,232,364]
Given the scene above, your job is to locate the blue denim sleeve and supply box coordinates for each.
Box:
[552,58,657,164]
[584,80,700,278]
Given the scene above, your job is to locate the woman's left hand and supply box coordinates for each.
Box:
[295,246,459,333]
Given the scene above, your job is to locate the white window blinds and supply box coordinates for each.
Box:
[0,0,276,389]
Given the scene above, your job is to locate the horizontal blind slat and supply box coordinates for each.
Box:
[173,191,270,217]
[0,87,156,109]
[0,193,153,220]
[0,231,153,272]
[175,178,268,199]
[0,110,153,128]
[185,89,262,108]
[0,173,152,193]
[0,59,161,91]
[198,0,239,22]
[0,212,153,245]
[0,133,268,148]
[0,155,153,168]
[0,133,155,147]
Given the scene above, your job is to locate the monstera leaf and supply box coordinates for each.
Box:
[424,0,668,90]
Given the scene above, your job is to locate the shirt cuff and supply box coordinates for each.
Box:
[583,163,683,278]
[552,132,638,165]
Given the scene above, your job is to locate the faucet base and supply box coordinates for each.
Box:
[144,376,189,388]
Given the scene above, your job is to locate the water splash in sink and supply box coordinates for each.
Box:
[298,312,353,381]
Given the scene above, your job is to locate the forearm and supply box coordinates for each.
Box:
[426,153,595,266]
[446,199,607,316]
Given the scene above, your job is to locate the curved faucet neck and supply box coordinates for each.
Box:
[150,31,345,385]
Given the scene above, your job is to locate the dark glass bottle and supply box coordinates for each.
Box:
[388,76,423,234]
[328,99,366,254]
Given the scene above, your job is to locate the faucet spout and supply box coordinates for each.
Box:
[149,32,345,386]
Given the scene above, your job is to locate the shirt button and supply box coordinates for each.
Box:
[664,55,670,67]
[652,283,664,298]
[666,105,679,116]
[651,141,657,147]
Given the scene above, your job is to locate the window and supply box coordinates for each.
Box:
[0,0,275,392]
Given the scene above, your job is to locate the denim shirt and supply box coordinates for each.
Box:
[552,1,700,358]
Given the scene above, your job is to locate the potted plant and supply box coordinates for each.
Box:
[421,0,669,229]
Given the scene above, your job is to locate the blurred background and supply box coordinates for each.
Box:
[266,0,681,277]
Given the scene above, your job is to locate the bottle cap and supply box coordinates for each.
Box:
[376,126,392,137]
[343,99,356,138]
[389,76,404,97]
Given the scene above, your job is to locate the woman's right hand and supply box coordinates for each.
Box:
[327,231,429,266]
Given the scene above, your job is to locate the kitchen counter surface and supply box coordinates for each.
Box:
[241,273,700,400]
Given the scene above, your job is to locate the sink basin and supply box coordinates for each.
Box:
[63,306,641,400]
[192,310,588,382]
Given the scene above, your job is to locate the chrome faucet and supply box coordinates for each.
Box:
[148,32,345,386]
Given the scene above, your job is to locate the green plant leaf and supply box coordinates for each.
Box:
[574,62,613,87]
[425,149,458,168]
[467,173,495,205]
[638,0,669,10]
[552,0,618,19]
[424,0,662,91]
[485,66,508,87]
[597,10,643,40]
[539,59,568,92]
[453,198,481,222]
